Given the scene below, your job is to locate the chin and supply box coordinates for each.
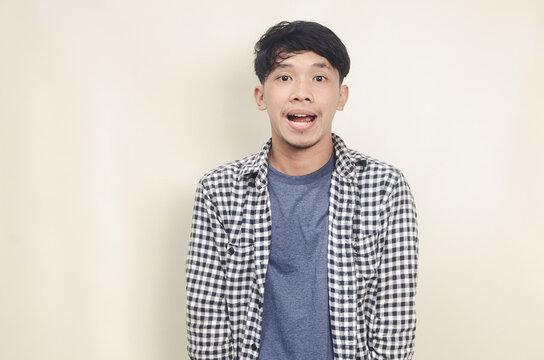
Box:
[285,137,321,150]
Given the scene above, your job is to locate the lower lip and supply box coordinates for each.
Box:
[287,117,316,131]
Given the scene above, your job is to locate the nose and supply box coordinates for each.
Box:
[291,79,313,102]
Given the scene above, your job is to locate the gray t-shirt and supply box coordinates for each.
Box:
[258,154,335,360]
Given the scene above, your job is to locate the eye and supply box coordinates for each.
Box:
[315,75,326,82]
[280,75,290,81]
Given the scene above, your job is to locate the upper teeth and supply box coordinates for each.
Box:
[293,114,311,117]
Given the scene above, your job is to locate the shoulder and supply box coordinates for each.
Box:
[332,133,406,188]
[347,148,405,184]
[342,147,412,203]
[198,138,271,193]
[341,149,416,231]
[196,151,262,197]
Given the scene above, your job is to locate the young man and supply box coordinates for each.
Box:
[186,21,418,360]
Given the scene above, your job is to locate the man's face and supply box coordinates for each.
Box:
[254,51,349,152]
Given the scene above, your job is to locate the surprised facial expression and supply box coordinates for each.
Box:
[254,51,349,152]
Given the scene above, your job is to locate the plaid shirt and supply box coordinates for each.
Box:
[186,134,418,360]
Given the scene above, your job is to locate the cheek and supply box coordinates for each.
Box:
[317,88,341,107]
[323,98,341,113]
[264,96,284,113]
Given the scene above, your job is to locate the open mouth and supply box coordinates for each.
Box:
[287,113,317,123]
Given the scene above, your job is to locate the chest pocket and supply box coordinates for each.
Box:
[352,232,380,280]
[224,222,256,276]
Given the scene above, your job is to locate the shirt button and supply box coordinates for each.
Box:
[228,247,234,255]
[251,343,259,352]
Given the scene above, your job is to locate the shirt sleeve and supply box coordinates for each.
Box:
[186,181,233,359]
[370,172,418,360]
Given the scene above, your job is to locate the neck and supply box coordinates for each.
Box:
[268,136,334,176]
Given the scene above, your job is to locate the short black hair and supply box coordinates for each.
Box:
[254,20,350,84]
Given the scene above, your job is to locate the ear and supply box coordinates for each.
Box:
[254,86,266,110]
[336,84,349,111]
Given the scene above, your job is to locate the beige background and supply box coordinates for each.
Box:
[1,0,543,359]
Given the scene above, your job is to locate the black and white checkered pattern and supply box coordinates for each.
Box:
[186,134,418,360]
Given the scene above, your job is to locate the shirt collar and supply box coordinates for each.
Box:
[238,138,271,191]
[238,133,366,191]
[332,133,367,182]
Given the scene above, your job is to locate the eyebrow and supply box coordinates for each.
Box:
[312,62,331,69]
[276,62,332,69]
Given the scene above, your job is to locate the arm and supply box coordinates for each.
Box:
[370,173,418,360]
[186,181,232,359]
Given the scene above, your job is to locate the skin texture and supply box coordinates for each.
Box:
[254,51,349,176]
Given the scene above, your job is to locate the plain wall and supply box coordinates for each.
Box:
[1,0,543,359]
